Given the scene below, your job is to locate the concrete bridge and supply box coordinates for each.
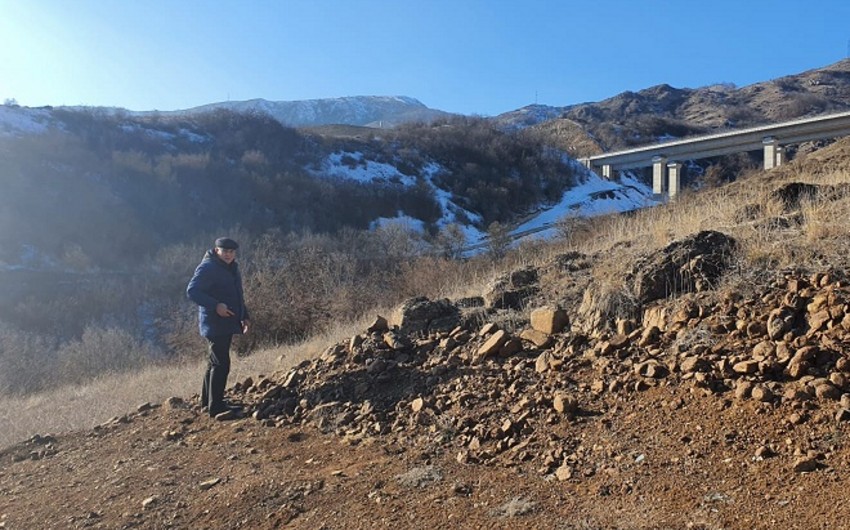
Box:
[579,109,850,199]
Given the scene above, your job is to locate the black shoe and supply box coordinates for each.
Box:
[209,404,242,417]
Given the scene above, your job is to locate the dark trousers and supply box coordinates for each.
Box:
[202,335,232,415]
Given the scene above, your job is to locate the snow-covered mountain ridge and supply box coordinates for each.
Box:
[136,95,454,128]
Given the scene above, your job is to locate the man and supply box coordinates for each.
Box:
[186,237,250,419]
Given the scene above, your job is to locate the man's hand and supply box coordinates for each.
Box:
[216,303,235,318]
[242,319,250,334]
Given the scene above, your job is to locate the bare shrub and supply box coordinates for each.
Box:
[0,325,56,396]
[56,325,153,385]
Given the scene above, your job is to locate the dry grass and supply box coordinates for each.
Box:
[1,317,374,448]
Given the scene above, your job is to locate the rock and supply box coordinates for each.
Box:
[785,362,809,379]
[476,330,509,361]
[732,360,759,375]
[751,385,774,402]
[366,316,389,333]
[486,286,540,310]
[638,326,661,347]
[479,323,499,337]
[735,381,754,400]
[552,393,578,414]
[783,387,812,403]
[770,182,821,210]
[164,396,188,410]
[321,343,346,362]
[394,297,460,335]
[631,231,736,304]
[365,358,388,374]
[681,356,709,373]
[830,372,848,389]
[576,284,639,335]
[835,408,850,422]
[534,352,552,373]
[530,307,569,335]
[767,307,798,340]
[260,385,283,401]
[199,478,221,490]
[411,397,425,412]
[755,445,774,459]
[616,319,637,336]
[499,337,523,357]
[788,412,807,425]
[815,383,841,400]
[752,340,776,358]
[521,329,553,348]
[282,370,303,390]
[808,310,832,333]
[383,331,411,350]
[555,466,572,481]
[643,307,669,333]
[634,360,668,379]
[792,456,819,473]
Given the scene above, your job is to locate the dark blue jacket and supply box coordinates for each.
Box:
[186,250,249,338]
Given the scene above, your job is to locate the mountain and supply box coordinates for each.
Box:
[141,95,454,128]
[530,59,850,158]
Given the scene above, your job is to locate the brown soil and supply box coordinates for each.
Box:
[3,364,850,529]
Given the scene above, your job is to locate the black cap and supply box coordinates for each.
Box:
[214,237,239,250]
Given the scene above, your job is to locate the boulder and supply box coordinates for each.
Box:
[484,267,540,310]
[630,231,736,304]
[394,297,460,335]
[530,307,570,335]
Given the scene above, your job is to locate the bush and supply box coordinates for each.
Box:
[0,325,57,396]
[57,325,154,385]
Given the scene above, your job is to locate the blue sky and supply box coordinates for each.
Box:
[1,0,849,116]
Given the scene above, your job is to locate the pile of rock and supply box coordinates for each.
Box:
[222,232,849,477]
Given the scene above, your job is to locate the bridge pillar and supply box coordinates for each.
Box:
[775,146,785,167]
[652,155,667,197]
[667,162,683,199]
[601,164,614,179]
[763,137,781,170]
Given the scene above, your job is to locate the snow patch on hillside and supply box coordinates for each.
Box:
[311,151,417,186]
[0,106,51,136]
[512,168,659,239]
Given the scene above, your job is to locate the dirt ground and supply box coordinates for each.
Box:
[2,379,850,530]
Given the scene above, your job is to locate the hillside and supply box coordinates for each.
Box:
[2,128,850,529]
[523,59,850,158]
[145,95,454,128]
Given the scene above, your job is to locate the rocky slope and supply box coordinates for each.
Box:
[527,59,850,157]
